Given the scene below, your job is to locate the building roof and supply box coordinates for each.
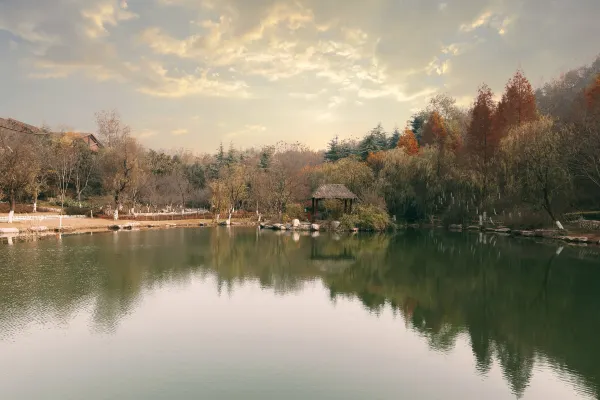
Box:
[0,118,46,135]
[312,184,358,200]
[1,117,103,149]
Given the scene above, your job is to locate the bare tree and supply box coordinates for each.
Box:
[73,141,98,207]
[100,137,142,220]
[95,109,131,149]
[48,137,77,227]
[0,123,39,222]
[26,140,51,213]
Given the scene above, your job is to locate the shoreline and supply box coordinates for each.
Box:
[1,216,599,248]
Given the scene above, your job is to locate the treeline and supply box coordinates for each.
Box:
[0,111,210,221]
[0,111,325,222]
[320,57,600,227]
[1,56,599,226]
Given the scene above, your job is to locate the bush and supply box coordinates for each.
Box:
[64,206,94,216]
[321,199,344,220]
[340,204,391,231]
[282,203,307,222]
[441,205,471,228]
[501,209,553,230]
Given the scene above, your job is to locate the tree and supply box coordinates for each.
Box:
[465,84,498,207]
[388,127,401,150]
[584,73,600,108]
[571,74,600,191]
[26,138,51,213]
[410,113,427,145]
[397,127,420,155]
[259,146,273,169]
[366,151,386,177]
[325,136,342,162]
[72,141,97,207]
[494,70,538,139]
[421,111,448,176]
[466,84,497,157]
[0,125,39,223]
[95,109,131,148]
[501,116,573,225]
[48,137,77,227]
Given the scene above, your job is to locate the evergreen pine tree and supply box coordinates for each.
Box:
[388,127,401,149]
[325,136,341,162]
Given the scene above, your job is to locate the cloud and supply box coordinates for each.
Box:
[289,89,327,100]
[460,11,492,32]
[1,0,600,153]
[171,128,189,135]
[225,124,267,138]
[135,128,159,139]
[134,62,251,98]
[327,95,345,108]
[81,0,138,38]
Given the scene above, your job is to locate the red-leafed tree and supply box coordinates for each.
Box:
[493,69,537,139]
[465,84,498,207]
[466,84,497,160]
[421,111,449,176]
[397,127,420,155]
[366,150,386,176]
[585,73,600,110]
[421,111,447,148]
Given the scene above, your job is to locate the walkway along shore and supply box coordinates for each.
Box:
[1,214,600,248]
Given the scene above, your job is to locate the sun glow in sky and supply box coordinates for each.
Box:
[0,0,598,152]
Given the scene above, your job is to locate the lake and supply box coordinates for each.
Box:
[1,227,599,399]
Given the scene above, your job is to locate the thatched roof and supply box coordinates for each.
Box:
[312,184,358,200]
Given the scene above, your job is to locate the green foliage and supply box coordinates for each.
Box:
[185,162,205,190]
[283,203,306,222]
[388,127,401,149]
[340,204,391,231]
[305,157,375,200]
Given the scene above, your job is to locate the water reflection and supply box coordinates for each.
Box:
[1,228,599,398]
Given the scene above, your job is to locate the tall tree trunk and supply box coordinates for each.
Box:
[542,186,556,222]
[32,189,38,213]
[8,191,15,223]
[114,193,120,221]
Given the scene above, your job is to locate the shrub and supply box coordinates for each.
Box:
[321,199,344,220]
[501,209,553,230]
[64,206,94,216]
[340,204,391,231]
[282,203,307,222]
[441,205,471,228]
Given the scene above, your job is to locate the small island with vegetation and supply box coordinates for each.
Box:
[2,58,600,245]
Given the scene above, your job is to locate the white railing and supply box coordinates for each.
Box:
[132,211,209,217]
[0,215,87,222]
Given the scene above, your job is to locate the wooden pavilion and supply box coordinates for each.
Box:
[311,184,358,222]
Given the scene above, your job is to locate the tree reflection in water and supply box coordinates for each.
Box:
[1,228,599,398]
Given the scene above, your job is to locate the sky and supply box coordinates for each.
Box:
[0,0,599,153]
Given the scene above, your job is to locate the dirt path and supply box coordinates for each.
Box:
[0,214,255,235]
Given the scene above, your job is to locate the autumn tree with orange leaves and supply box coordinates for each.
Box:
[493,70,538,139]
[366,150,387,176]
[421,112,447,147]
[572,73,600,191]
[397,127,419,155]
[465,84,498,206]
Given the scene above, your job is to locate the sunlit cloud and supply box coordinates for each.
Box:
[0,0,597,151]
[171,128,189,135]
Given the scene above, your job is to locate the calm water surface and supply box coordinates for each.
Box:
[1,228,599,399]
